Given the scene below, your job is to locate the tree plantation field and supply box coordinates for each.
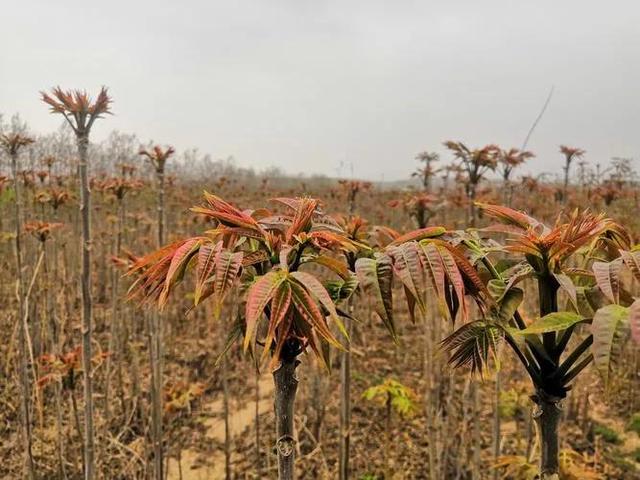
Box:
[2,90,640,480]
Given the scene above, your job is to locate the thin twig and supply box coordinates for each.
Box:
[521,86,555,151]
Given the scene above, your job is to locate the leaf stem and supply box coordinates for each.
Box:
[554,335,593,381]
[561,353,593,386]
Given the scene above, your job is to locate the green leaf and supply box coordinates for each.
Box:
[355,255,396,341]
[362,378,417,417]
[501,261,534,296]
[324,273,359,303]
[215,314,244,367]
[575,285,608,317]
[518,312,584,334]
[438,245,467,321]
[441,320,503,375]
[418,242,448,318]
[403,284,418,323]
[387,243,427,315]
[496,287,524,324]
[488,279,507,303]
[591,304,630,385]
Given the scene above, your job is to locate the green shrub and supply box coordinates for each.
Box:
[626,412,640,436]
[606,450,636,473]
[593,424,622,444]
[498,389,522,419]
[0,187,15,206]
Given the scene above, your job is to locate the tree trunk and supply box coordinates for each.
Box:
[468,185,477,227]
[493,370,501,480]
[471,381,481,479]
[157,169,165,246]
[77,134,95,480]
[273,349,300,480]
[105,196,124,424]
[562,162,570,205]
[502,178,514,207]
[255,367,262,477]
[150,168,165,480]
[70,386,85,476]
[385,392,392,480]
[222,351,231,480]
[55,383,68,480]
[532,391,563,479]
[11,152,36,480]
[338,314,352,480]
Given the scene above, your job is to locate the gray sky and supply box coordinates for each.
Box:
[2,0,639,181]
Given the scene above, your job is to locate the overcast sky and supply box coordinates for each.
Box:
[1,1,638,180]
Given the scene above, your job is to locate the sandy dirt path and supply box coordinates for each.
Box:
[167,375,274,480]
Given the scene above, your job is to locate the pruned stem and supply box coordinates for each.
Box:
[338,305,353,480]
[78,133,95,480]
[11,150,36,480]
[150,166,166,480]
[273,344,300,480]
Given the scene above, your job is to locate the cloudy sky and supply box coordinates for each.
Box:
[1,1,638,180]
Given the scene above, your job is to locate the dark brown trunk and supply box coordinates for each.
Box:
[532,391,563,479]
[538,275,559,364]
[273,348,300,480]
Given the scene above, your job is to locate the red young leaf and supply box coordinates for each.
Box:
[289,280,341,349]
[212,250,243,318]
[159,238,203,306]
[388,226,446,246]
[261,282,293,363]
[593,259,622,305]
[244,271,286,351]
[194,241,223,305]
